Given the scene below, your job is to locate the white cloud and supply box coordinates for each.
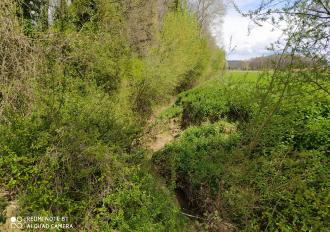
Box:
[211,0,283,60]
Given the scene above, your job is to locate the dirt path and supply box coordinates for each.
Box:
[147,118,180,152]
[141,98,181,153]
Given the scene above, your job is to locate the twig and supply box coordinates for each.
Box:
[180,211,205,220]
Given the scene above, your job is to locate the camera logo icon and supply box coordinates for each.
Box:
[10,216,23,229]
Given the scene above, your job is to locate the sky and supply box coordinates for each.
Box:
[211,0,283,60]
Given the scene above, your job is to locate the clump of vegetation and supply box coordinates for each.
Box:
[256,94,330,153]
[1,0,329,231]
[153,71,330,230]
[0,0,38,117]
[93,164,185,231]
[164,72,259,128]
[0,0,225,230]
[153,121,240,214]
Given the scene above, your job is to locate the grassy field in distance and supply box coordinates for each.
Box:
[222,70,263,82]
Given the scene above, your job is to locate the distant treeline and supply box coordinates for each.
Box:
[228,54,316,70]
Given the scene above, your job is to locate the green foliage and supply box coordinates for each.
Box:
[0,1,227,230]
[0,74,183,228]
[153,70,330,230]
[64,32,129,94]
[218,147,329,231]
[141,11,212,93]
[126,9,225,117]
[0,78,121,216]
[171,76,257,128]
[94,165,185,232]
[153,121,240,213]
[248,149,329,231]
[0,197,8,224]
[210,49,226,72]
[257,98,330,153]
[69,0,98,30]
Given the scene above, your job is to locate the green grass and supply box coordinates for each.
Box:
[223,70,262,82]
[160,70,260,128]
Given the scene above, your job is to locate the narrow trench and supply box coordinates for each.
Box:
[175,188,200,217]
[175,187,212,228]
[145,100,205,221]
[175,188,190,213]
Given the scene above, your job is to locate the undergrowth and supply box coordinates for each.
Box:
[154,71,330,231]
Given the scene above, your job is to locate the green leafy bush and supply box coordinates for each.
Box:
[219,147,330,231]
[153,73,330,230]
[257,95,330,153]
[153,121,240,214]
[250,149,329,231]
[128,10,222,117]
[1,2,210,229]
[170,78,257,128]
[0,74,185,229]
[93,165,185,232]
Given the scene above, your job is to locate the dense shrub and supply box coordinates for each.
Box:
[0,76,183,229]
[128,10,220,116]
[0,0,38,116]
[153,72,330,230]
[219,147,330,231]
[249,149,329,231]
[258,96,330,153]
[169,77,257,128]
[93,165,185,231]
[0,1,228,230]
[153,121,240,214]
[0,78,127,216]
